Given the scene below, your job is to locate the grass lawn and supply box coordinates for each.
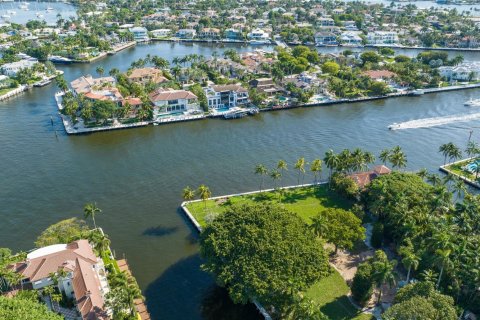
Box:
[186,185,353,227]
[185,185,373,320]
[0,87,15,96]
[306,270,373,320]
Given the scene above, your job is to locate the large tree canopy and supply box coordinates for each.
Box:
[200,203,330,310]
[383,282,457,320]
[0,296,63,320]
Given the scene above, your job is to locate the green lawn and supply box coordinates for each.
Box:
[306,270,373,320]
[186,185,373,320]
[0,87,15,96]
[186,185,353,227]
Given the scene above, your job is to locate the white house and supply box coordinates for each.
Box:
[439,62,480,81]
[151,29,172,38]
[340,32,363,46]
[315,32,337,46]
[129,26,149,42]
[1,59,37,77]
[247,29,270,43]
[367,31,398,45]
[204,84,249,109]
[149,88,199,118]
[176,29,196,39]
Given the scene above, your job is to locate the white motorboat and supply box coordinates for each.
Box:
[388,123,401,130]
[464,99,480,107]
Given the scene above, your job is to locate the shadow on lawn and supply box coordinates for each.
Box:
[320,295,359,320]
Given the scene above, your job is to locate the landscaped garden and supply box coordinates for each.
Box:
[443,158,480,183]
[185,185,373,320]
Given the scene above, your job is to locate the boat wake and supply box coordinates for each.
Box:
[389,112,480,130]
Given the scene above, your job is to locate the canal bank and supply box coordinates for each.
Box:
[2,41,480,320]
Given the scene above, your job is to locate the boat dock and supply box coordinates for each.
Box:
[117,259,151,320]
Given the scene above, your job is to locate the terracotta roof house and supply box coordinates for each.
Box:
[362,70,396,81]
[349,165,391,189]
[12,240,111,320]
[70,75,116,94]
[149,88,199,118]
[127,68,168,85]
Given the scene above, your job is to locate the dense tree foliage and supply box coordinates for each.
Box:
[200,203,330,313]
[363,171,480,312]
[0,296,63,320]
[383,282,458,320]
[35,218,89,247]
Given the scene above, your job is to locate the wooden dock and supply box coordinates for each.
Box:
[117,259,151,320]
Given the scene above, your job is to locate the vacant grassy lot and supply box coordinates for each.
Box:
[185,185,353,227]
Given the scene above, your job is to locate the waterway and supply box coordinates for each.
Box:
[1,42,480,319]
[0,2,76,25]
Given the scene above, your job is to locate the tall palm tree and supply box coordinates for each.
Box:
[198,185,211,209]
[364,151,376,170]
[324,150,339,183]
[277,160,288,187]
[310,159,322,184]
[255,164,268,192]
[452,178,467,201]
[294,158,306,185]
[435,248,452,289]
[182,186,195,201]
[270,169,281,190]
[84,202,102,229]
[465,141,480,158]
[389,146,407,170]
[416,168,428,180]
[372,251,397,305]
[447,143,462,164]
[379,149,390,166]
[399,243,419,283]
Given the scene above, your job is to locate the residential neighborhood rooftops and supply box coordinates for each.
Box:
[211,84,247,92]
[71,75,116,94]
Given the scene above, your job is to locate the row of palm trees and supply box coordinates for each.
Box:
[182,185,212,208]
[252,147,408,191]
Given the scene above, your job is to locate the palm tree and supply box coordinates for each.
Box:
[277,160,288,187]
[439,143,451,165]
[294,158,306,185]
[324,150,339,183]
[255,164,268,192]
[198,185,211,209]
[270,169,281,190]
[310,159,322,184]
[364,151,375,170]
[84,202,102,229]
[379,149,390,165]
[427,173,442,186]
[310,214,329,238]
[96,66,105,77]
[399,243,419,283]
[452,178,467,201]
[465,141,480,158]
[372,251,397,305]
[435,248,452,289]
[447,143,462,163]
[389,146,407,170]
[416,168,428,180]
[182,186,195,201]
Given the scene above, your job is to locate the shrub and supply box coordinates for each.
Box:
[351,262,374,306]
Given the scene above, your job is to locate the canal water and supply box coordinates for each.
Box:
[1,42,480,319]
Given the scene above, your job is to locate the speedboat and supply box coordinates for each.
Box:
[388,123,401,130]
[464,99,480,107]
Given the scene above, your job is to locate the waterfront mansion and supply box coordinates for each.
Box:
[10,240,111,319]
[148,88,200,118]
